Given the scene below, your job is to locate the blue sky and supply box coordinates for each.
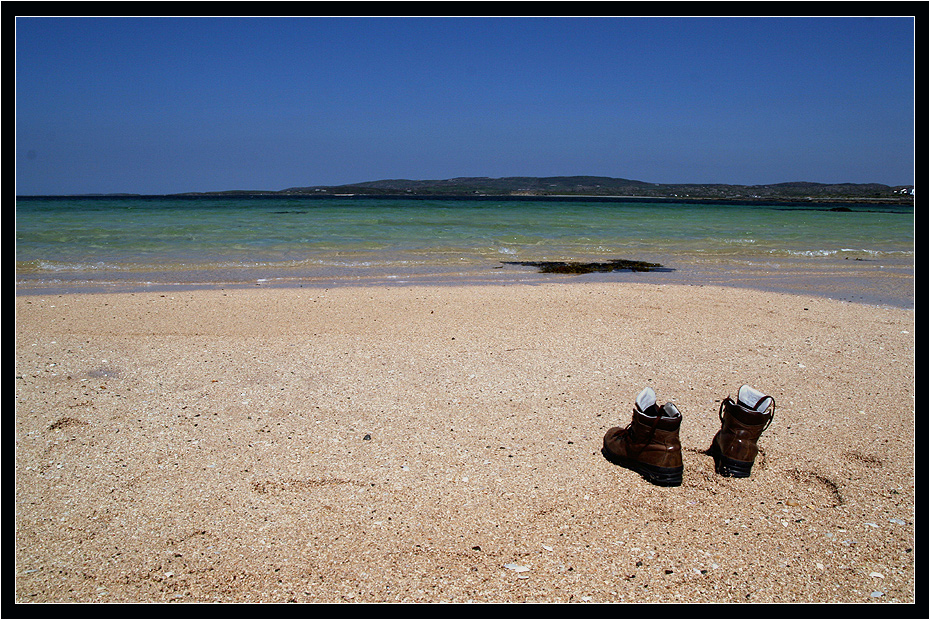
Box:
[15,15,916,195]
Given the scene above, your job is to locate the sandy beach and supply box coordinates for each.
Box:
[14,282,916,604]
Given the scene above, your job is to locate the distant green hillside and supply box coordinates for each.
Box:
[273,176,913,202]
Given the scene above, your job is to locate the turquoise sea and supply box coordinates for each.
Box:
[15,196,915,307]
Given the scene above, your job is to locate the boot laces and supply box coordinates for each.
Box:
[623,411,663,459]
[719,396,776,431]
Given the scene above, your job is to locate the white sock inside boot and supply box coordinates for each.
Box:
[635,387,680,418]
[738,384,773,412]
[661,402,682,418]
[636,387,657,415]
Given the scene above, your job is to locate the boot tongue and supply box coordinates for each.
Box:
[738,384,773,413]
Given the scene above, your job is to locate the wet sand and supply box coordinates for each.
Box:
[14,282,916,603]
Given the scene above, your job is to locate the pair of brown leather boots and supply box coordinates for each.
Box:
[602,385,775,487]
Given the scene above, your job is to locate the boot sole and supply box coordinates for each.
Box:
[709,442,754,478]
[601,447,683,487]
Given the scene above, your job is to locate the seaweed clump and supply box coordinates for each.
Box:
[503,259,667,274]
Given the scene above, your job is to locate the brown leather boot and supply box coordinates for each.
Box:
[602,387,683,486]
[709,385,775,478]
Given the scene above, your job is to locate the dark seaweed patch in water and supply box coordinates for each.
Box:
[503,259,670,274]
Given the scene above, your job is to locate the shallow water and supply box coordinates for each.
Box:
[15,196,914,307]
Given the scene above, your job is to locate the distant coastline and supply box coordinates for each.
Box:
[16,175,915,204]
